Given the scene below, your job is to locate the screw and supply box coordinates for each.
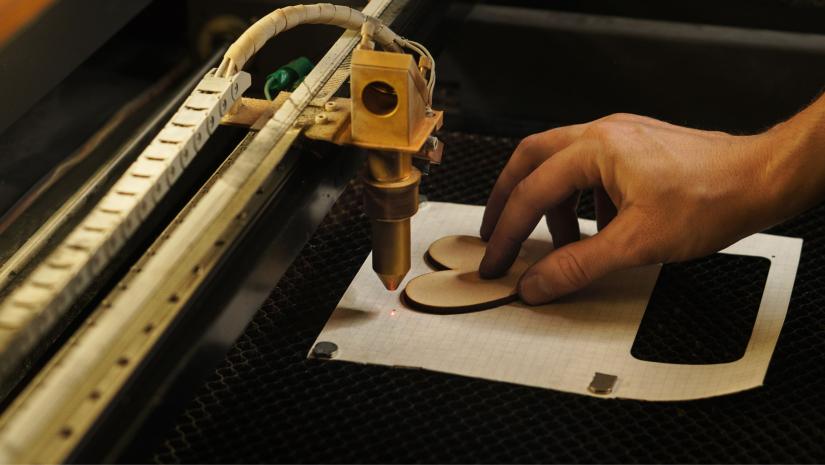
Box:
[324,101,337,112]
[311,341,338,359]
[314,113,328,125]
[588,372,618,395]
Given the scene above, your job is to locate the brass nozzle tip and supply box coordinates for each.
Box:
[371,218,411,291]
[377,273,406,291]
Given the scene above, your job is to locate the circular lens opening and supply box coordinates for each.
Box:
[362,81,398,116]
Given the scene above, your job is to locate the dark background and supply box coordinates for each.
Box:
[3,0,825,462]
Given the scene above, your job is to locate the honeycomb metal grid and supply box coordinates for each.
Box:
[150,131,825,463]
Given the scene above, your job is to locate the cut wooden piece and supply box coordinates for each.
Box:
[427,235,487,270]
[405,235,531,313]
[404,267,527,313]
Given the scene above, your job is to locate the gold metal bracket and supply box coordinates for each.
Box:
[222,95,443,163]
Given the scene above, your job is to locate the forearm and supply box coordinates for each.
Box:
[762,93,825,223]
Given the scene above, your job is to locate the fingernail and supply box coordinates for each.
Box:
[519,273,555,305]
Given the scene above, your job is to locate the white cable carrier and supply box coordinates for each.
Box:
[217,3,403,77]
[215,3,434,106]
[0,70,251,368]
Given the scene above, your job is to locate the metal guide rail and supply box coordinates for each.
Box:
[0,70,251,381]
[0,50,227,302]
[0,0,402,462]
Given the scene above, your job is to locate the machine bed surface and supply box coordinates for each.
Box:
[147,131,825,463]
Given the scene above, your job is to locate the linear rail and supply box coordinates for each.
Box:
[0,70,251,383]
[0,0,402,461]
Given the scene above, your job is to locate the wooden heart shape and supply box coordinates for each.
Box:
[404,235,531,313]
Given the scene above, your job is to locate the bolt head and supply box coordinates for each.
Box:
[312,341,338,359]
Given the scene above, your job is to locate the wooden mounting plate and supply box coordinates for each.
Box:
[221,95,444,154]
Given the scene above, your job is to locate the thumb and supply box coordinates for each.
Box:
[518,216,640,304]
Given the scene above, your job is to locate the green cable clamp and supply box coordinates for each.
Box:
[264,56,315,101]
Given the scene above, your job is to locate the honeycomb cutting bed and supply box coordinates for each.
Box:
[150,131,825,463]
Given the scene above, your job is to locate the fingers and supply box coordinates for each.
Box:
[545,192,581,249]
[518,214,640,304]
[594,187,617,230]
[480,143,596,278]
[480,125,585,241]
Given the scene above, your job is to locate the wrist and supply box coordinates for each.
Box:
[759,101,825,224]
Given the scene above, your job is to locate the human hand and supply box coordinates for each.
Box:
[479,113,799,304]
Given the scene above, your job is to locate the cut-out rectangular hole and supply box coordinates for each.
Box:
[630,253,770,365]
